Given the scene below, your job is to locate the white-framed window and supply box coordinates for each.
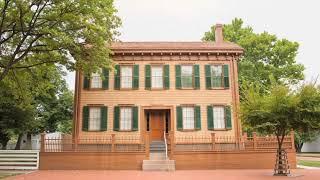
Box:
[151,66,163,88]
[213,106,225,129]
[181,65,193,88]
[120,66,133,88]
[211,65,223,87]
[91,70,102,88]
[182,107,195,130]
[120,107,132,130]
[89,107,101,131]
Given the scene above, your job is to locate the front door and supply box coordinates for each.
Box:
[150,111,164,140]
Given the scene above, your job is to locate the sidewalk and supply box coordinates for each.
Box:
[5,169,320,180]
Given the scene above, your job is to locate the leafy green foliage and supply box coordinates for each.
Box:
[203,18,304,95]
[0,0,121,81]
[295,131,319,152]
[37,87,73,133]
[241,82,320,149]
[0,64,73,149]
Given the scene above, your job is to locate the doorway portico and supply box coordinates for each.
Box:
[141,106,174,142]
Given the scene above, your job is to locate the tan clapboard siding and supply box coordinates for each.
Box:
[78,59,238,138]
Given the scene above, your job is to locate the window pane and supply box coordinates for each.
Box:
[181,65,193,88]
[121,66,133,88]
[211,65,222,87]
[151,66,163,88]
[91,70,102,88]
[182,107,195,130]
[213,106,225,129]
[89,107,101,131]
[120,107,132,130]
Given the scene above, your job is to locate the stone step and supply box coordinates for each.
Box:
[150,148,166,152]
[150,141,165,144]
[150,152,167,160]
[150,144,165,147]
[150,146,166,149]
[150,143,166,146]
[142,160,175,171]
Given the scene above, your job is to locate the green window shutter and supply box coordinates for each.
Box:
[145,65,151,89]
[133,65,139,89]
[82,106,89,131]
[113,106,120,131]
[175,65,181,89]
[225,106,232,129]
[223,64,230,89]
[83,75,90,90]
[207,106,214,130]
[102,68,109,90]
[176,106,183,131]
[194,65,200,89]
[205,65,212,89]
[132,106,139,131]
[114,65,120,90]
[100,106,108,131]
[195,106,201,130]
[164,65,170,89]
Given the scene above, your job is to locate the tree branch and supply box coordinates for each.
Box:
[12,60,60,69]
[0,0,11,36]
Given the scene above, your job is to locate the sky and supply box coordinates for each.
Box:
[66,0,320,90]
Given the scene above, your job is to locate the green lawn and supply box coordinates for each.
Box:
[0,172,24,179]
[0,173,15,179]
[298,160,320,167]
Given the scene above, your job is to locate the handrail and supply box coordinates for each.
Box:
[164,131,168,160]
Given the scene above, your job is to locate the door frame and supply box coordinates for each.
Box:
[141,106,174,137]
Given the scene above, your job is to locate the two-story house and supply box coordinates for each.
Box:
[72,24,243,151]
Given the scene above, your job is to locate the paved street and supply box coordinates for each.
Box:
[5,169,320,180]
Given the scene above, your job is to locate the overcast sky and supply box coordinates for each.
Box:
[66,0,319,90]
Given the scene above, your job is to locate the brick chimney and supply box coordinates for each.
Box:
[215,24,223,44]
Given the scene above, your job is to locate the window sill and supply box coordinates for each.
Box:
[147,88,168,91]
[178,88,199,90]
[207,87,229,90]
[117,88,138,91]
[83,130,106,132]
[208,128,231,131]
[116,130,134,132]
[87,88,107,91]
[178,129,200,132]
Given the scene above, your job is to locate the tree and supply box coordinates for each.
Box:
[0,0,121,81]
[202,18,304,96]
[294,83,320,152]
[0,80,36,149]
[0,63,73,149]
[241,82,320,175]
[37,85,73,133]
[295,131,319,153]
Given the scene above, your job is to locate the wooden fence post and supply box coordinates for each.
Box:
[242,132,247,142]
[290,129,295,150]
[145,132,150,159]
[253,132,257,150]
[111,134,116,152]
[169,131,175,158]
[211,133,215,151]
[40,133,45,152]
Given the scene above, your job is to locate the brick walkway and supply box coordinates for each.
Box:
[6,169,320,180]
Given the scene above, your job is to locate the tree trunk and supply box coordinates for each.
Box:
[0,132,10,150]
[15,134,23,150]
[295,143,303,153]
[274,132,290,176]
[26,133,32,150]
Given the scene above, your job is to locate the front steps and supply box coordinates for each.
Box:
[142,141,175,171]
[142,159,175,171]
